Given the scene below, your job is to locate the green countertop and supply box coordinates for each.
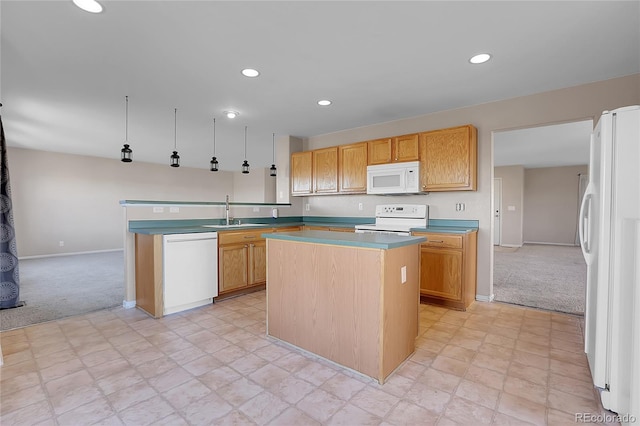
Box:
[262,230,426,250]
[128,218,479,235]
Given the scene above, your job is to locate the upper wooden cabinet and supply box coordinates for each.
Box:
[338,142,367,193]
[291,151,313,195]
[419,125,477,191]
[367,134,419,165]
[313,147,338,194]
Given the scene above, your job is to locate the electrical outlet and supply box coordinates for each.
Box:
[358,203,363,211]
[169,207,179,213]
[153,206,164,213]
[305,203,310,211]
[59,241,64,247]
[253,207,260,212]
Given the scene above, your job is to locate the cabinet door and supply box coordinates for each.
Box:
[419,246,463,301]
[291,151,313,195]
[419,125,477,191]
[338,142,367,193]
[393,133,419,163]
[249,240,267,285]
[367,138,393,165]
[313,147,338,194]
[219,243,248,293]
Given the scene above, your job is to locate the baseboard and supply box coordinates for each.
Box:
[19,248,124,260]
[476,294,495,303]
[499,244,522,248]
[123,300,136,309]
[523,241,579,247]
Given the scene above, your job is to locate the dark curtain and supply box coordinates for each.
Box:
[0,112,21,308]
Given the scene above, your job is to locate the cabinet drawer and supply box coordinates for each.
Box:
[416,233,462,249]
[219,230,266,245]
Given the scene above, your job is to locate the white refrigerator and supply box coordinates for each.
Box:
[579,105,640,422]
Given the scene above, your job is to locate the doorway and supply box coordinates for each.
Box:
[492,119,592,314]
[493,178,502,246]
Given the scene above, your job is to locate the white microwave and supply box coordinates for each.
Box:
[366,161,421,195]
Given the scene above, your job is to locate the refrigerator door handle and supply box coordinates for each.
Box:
[579,182,595,264]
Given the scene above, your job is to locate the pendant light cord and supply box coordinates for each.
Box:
[244,126,247,159]
[125,96,129,143]
[272,133,275,163]
[213,118,216,155]
[174,108,177,150]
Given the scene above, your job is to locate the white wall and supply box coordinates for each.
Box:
[304,74,640,300]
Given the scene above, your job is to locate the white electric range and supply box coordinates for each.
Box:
[355,204,429,236]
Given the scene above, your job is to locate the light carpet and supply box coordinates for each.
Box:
[493,244,587,315]
[0,251,124,331]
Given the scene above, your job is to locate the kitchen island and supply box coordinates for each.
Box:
[263,230,425,384]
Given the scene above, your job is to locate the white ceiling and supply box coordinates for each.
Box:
[1,1,639,171]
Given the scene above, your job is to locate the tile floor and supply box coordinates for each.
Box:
[0,291,617,425]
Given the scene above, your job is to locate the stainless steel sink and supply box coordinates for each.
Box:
[202,223,266,228]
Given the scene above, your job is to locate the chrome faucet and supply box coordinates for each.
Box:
[225,195,230,225]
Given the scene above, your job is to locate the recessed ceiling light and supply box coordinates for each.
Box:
[224,110,239,119]
[469,53,492,64]
[317,100,332,106]
[73,0,103,13]
[241,68,260,78]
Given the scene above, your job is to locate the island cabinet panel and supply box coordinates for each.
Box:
[338,142,367,193]
[312,147,339,194]
[266,239,419,384]
[419,125,477,191]
[134,234,163,318]
[291,151,313,195]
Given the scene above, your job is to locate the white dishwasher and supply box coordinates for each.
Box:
[163,232,218,315]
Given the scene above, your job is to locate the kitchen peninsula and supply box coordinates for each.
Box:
[263,230,426,384]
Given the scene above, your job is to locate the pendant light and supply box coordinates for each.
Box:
[170,108,180,167]
[269,133,277,177]
[241,126,250,174]
[210,118,219,172]
[120,96,133,162]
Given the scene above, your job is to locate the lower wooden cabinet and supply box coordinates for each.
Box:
[413,231,477,310]
[303,225,354,232]
[218,226,302,295]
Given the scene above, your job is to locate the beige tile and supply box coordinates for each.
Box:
[272,351,312,373]
[431,355,470,377]
[472,352,511,373]
[136,356,180,379]
[147,366,193,393]
[395,360,428,380]
[198,366,242,391]
[497,393,546,426]
[549,347,589,367]
[465,365,505,391]
[507,362,548,387]
[45,370,103,415]
[119,395,176,426]
[478,343,514,361]
[440,344,477,363]
[55,397,115,426]
[349,386,400,417]
[248,363,291,388]
[268,406,321,426]
[327,403,383,425]
[548,372,597,400]
[217,377,263,406]
[419,367,462,393]
[151,413,188,426]
[385,400,439,425]
[107,381,158,412]
[371,371,413,398]
[33,348,77,370]
[239,391,290,424]
[213,410,256,426]
[0,400,53,426]
[97,367,144,395]
[296,388,345,422]
[167,345,207,364]
[410,348,438,365]
[405,382,451,414]
[492,412,537,425]
[444,395,494,425]
[228,353,269,376]
[0,371,41,397]
[0,359,38,382]
[517,332,550,347]
[268,374,316,404]
[485,333,517,348]
[549,358,593,383]
[503,376,547,405]
[447,335,482,351]
[547,387,601,415]
[0,383,48,415]
[454,379,500,409]
[161,379,211,410]
[87,358,131,381]
[295,361,338,386]
[182,354,223,377]
[511,350,549,370]
[40,358,87,383]
[80,348,122,368]
[550,337,584,354]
